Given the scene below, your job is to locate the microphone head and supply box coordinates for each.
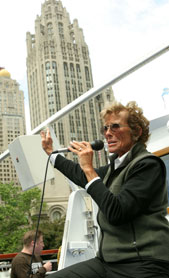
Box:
[91,140,104,151]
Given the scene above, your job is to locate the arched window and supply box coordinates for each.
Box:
[52,211,61,220]
[49,206,65,221]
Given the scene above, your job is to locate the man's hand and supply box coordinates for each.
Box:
[40,128,53,155]
[43,261,52,272]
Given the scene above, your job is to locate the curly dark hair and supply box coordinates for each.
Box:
[100,101,150,146]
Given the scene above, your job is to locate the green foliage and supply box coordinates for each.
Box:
[0,182,42,253]
[0,182,65,255]
[35,217,65,251]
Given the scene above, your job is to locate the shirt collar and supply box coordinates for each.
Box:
[114,151,129,170]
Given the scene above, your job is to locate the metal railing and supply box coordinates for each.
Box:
[0,260,58,278]
[0,249,58,278]
[0,44,169,162]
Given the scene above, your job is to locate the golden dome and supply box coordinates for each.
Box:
[0,69,11,78]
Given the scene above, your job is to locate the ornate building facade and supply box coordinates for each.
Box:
[26,0,115,219]
[26,0,115,168]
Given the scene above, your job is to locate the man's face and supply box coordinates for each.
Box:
[103,111,135,157]
[34,236,44,255]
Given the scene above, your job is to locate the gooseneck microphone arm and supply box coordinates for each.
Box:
[51,139,104,154]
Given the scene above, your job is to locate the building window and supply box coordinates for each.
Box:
[70,63,75,78]
[50,206,65,222]
[58,22,64,34]
[52,211,61,220]
[85,66,90,81]
[47,23,53,35]
[63,62,69,77]
[82,46,88,60]
[45,62,50,70]
[76,64,81,79]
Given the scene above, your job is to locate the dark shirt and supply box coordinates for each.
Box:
[11,252,46,278]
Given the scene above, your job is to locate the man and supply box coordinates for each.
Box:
[41,101,169,277]
[11,230,52,278]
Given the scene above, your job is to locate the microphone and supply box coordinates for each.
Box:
[52,139,104,154]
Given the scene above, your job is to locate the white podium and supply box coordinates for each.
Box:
[58,188,99,270]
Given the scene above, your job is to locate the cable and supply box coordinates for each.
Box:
[28,154,51,277]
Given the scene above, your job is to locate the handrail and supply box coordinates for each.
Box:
[0,249,58,260]
[153,146,169,157]
[1,44,169,162]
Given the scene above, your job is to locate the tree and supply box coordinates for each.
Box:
[36,217,65,250]
[0,182,43,253]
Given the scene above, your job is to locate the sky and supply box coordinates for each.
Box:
[1,0,169,133]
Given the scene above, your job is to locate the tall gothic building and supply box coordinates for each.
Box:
[0,68,26,185]
[26,0,114,167]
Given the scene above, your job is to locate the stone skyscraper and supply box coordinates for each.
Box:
[0,68,26,185]
[26,0,114,167]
